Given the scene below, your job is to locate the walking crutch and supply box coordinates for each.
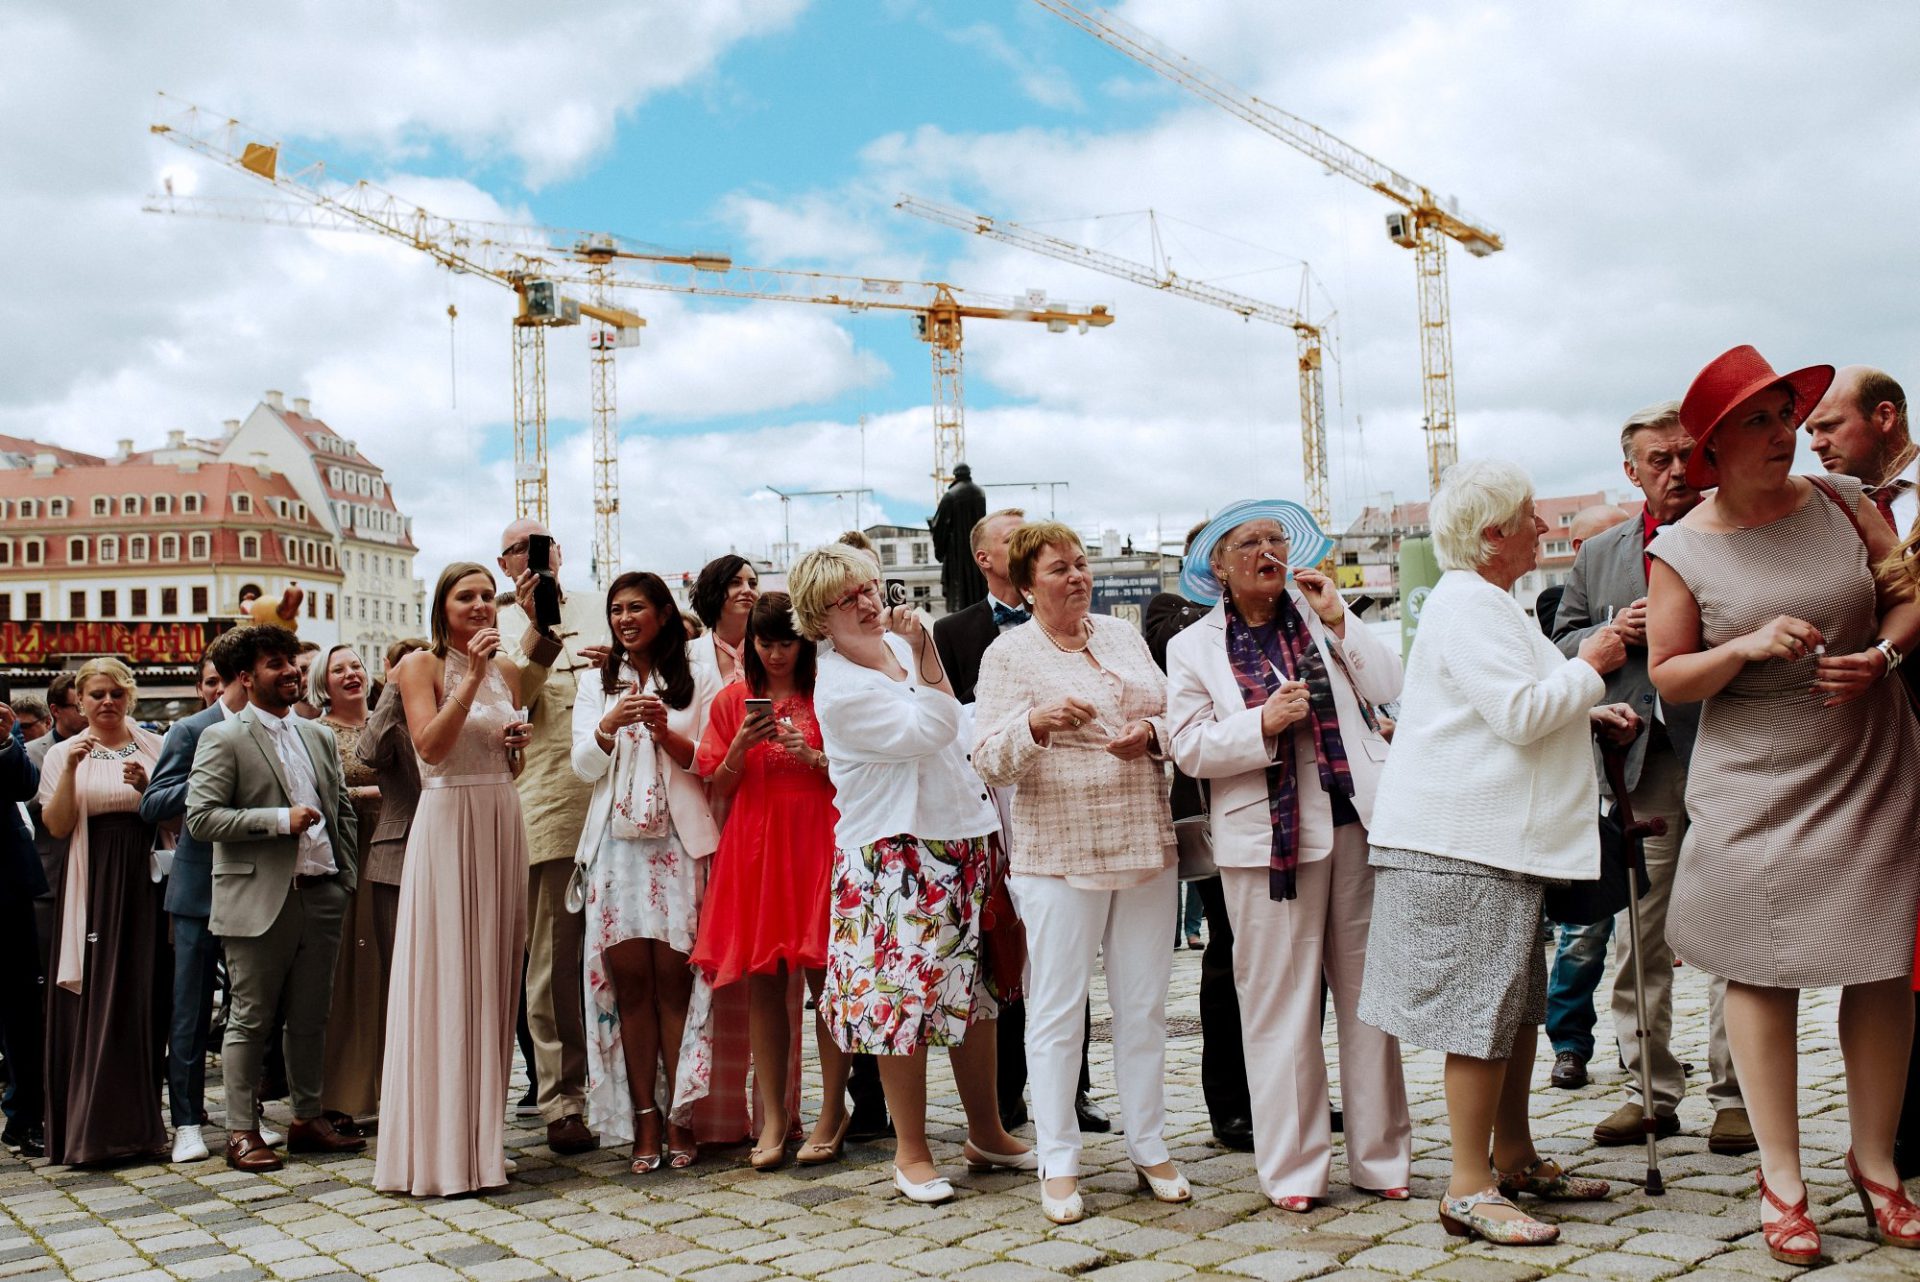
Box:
[1599,738,1668,1195]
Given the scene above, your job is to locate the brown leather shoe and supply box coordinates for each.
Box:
[226,1130,285,1172]
[548,1114,600,1155]
[287,1116,368,1154]
[1592,1101,1681,1146]
[1709,1106,1759,1155]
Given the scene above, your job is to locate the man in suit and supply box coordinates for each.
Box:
[26,673,86,962]
[934,507,1110,1136]
[0,702,45,1157]
[143,629,254,1163]
[1553,401,1749,1155]
[187,626,363,1172]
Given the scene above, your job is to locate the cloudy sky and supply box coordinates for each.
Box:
[7,0,1915,582]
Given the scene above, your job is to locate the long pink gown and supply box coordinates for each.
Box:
[375,652,530,1196]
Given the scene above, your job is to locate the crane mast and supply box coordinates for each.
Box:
[1031,0,1502,493]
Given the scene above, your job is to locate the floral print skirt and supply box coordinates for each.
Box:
[822,831,1001,1055]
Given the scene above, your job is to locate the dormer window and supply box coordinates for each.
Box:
[152,494,172,515]
[182,493,202,514]
[233,493,252,514]
[121,495,140,516]
[49,498,68,518]
[15,499,33,519]
[92,497,110,517]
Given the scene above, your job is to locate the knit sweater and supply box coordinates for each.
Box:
[1367,570,1606,879]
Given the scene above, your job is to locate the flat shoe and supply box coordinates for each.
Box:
[1497,1158,1609,1202]
[1440,1187,1559,1245]
[1272,1195,1315,1213]
[894,1165,955,1204]
[964,1140,1038,1172]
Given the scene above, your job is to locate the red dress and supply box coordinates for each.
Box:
[690,685,838,986]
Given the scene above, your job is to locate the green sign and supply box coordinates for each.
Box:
[1397,536,1441,660]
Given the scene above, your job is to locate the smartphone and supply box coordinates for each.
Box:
[744,698,775,721]
[526,533,553,574]
[532,576,562,629]
[884,579,908,608]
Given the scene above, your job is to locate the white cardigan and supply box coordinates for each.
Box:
[569,659,721,861]
[1166,599,1401,869]
[1367,570,1606,879]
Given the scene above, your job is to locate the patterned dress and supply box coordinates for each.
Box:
[1649,472,1920,988]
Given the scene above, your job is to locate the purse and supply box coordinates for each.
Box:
[1173,816,1217,883]
[978,837,1026,1002]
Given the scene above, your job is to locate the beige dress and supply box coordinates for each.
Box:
[374,654,530,1195]
[1650,472,1920,988]
[320,718,385,1119]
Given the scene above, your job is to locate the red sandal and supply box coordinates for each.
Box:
[1757,1172,1821,1267]
[1847,1150,1920,1249]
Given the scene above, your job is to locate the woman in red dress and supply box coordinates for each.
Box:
[692,593,848,1170]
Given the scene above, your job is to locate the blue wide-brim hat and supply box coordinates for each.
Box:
[1180,499,1333,606]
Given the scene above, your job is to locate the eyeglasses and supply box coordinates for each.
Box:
[500,540,528,558]
[830,581,881,612]
[1226,534,1290,554]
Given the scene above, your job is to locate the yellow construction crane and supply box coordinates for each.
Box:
[147,93,725,583]
[1032,1,1503,492]
[898,195,1334,528]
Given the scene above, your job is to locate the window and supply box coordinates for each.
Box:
[23,540,41,565]
[0,542,9,567]
[307,592,317,619]
[295,502,307,522]
[49,498,68,518]
[303,540,316,565]
[233,493,252,514]
[161,587,178,615]
[328,468,341,487]
[130,588,147,616]
[880,544,898,567]
[159,533,179,560]
[92,497,110,517]
[129,535,148,561]
[100,589,117,619]
[182,493,202,514]
[152,494,171,515]
[911,541,929,565]
[188,532,209,559]
[23,593,40,619]
[191,586,208,615]
[325,593,335,620]
[0,500,8,519]
[357,597,366,621]
[14,499,30,519]
[121,495,139,516]
[67,537,86,564]
[69,591,86,619]
[240,534,260,559]
[321,545,334,569]
[0,597,9,623]
[1559,513,1574,527]
[98,535,117,563]
[1545,538,1571,556]
[373,478,384,499]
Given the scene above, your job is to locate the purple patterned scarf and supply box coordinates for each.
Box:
[1225,596,1354,900]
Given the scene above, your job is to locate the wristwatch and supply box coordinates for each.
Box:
[1873,637,1904,676]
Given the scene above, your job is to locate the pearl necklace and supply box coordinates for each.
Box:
[1036,616,1091,653]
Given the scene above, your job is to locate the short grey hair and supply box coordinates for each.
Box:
[1430,459,1535,571]
[308,643,366,711]
[1619,400,1683,461]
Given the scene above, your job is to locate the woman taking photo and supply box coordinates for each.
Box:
[692,593,847,1171]
[310,644,385,1131]
[689,555,760,686]
[1165,499,1412,1213]
[36,657,167,1166]
[571,571,720,1174]
[1647,347,1920,1264]
[376,563,533,1197]
[791,543,1030,1204]
[973,522,1187,1225]
[1359,460,1631,1245]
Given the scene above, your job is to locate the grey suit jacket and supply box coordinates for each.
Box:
[355,683,420,886]
[141,701,226,918]
[1551,515,1700,792]
[187,705,358,939]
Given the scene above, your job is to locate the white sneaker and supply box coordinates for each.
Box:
[171,1125,209,1164]
[258,1125,284,1148]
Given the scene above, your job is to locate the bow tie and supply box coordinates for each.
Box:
[992,602,1030,627]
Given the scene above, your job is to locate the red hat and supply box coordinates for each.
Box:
[1680,345,1834,488]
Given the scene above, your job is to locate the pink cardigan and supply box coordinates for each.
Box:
[971,615,1175,878]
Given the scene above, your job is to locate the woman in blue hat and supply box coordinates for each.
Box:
[1164,498,1413,1213]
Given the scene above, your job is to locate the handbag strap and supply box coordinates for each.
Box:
[1809,475,1870,548]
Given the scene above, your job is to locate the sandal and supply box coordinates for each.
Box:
[1497,1157,1610,1201]
[630,1106,662,1175]
[667,1122,699,1170]
[1847,1150,1920,1249]
[1758,1171,1821,1266]
[1439,1187,1560,1245]
[796,1114,851,1166]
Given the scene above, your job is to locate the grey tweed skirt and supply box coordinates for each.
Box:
[1357,845,1547,1059]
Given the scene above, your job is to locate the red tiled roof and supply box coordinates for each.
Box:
[0,435,104,468]
[272,407,405,515]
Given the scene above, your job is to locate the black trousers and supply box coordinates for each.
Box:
[0,892,42,1129]
[1195,875,1250,1130]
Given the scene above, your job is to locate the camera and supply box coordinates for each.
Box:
[884,579,908,608]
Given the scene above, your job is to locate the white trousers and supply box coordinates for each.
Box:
[1009,864,1177,1178]
[1221,825,1412,1199]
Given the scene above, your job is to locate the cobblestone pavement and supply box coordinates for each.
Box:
[0,946,1904,1281]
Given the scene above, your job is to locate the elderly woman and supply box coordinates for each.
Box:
[310,644,386,1130]
[35,657,168,1165]
[973,522,1186,1224]
[793,543,1031,1204]
[1647,347,1920,1264]
[1358,460,1631,1245]
[1165,499,1412,1212]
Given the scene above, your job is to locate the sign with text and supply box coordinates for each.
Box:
[0,620,228,665]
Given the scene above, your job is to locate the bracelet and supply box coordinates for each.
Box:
[1874,638,1904,675]
[718,759,738,776]
[450,693,472,712]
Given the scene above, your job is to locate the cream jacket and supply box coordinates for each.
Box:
[501,589,602,865]
[568,659,721,862]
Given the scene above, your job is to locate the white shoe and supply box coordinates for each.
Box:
[258,1125,284,1149]
[171,1125,209,1164]
[964,1140,1039,1172]
[1040,1173,1085,1224]
[893,1165,956,1204]
[1134,1162,1191,1203]
[503,1156,518,1175]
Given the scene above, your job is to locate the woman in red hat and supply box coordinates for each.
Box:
[1647,345,1920,1265]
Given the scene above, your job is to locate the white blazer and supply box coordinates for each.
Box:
[1166,598,1401,869]
[570,660,722,861]
[1367,571,1606,880]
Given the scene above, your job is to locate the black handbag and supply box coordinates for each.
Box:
[1542,803,1649,926]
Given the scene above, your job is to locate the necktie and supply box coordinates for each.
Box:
[1868,479,1913,533]
[992,602,1030,629]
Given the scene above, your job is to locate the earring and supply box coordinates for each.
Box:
[1023,593,1036,605]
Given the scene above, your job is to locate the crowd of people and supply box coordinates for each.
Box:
[3,343,1918,1261]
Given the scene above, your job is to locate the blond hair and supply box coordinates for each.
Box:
[73,656,138,706]
[1006,521,1084,593]
[969,508,1025,554]
[788,544,879,641]
[309,643,366,711]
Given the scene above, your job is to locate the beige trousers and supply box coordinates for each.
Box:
[1614,741,1741,1114]
[526,859,588,1123]
[1222,825,1412,1199]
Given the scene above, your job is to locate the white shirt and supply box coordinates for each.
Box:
[815,633,1000,851]
[259,707,337,877]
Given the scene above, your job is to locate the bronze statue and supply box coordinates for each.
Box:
[929,463,988,612]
